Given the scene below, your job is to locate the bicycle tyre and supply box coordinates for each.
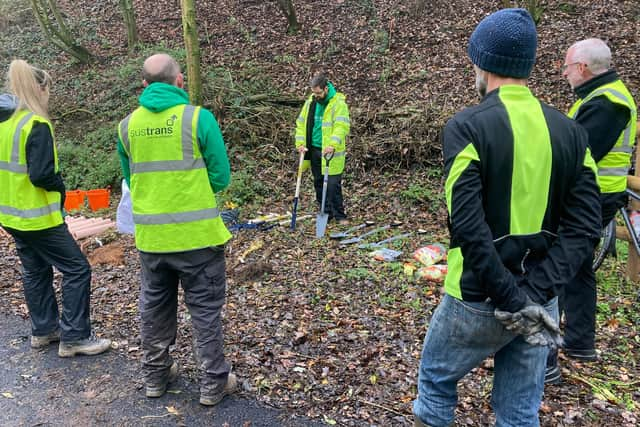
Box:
[593,219,616,271]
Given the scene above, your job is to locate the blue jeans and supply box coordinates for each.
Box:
[413,294,558,427]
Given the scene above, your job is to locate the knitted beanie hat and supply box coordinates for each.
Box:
[468,8,537,78]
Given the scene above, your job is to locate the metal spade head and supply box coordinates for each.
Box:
[315,212,329,238]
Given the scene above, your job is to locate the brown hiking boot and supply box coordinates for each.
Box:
[199,372,237,406]
[31,329,61,349]
[146,362,179,398]
[58,335,111,357]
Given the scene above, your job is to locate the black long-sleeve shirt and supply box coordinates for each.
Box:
[25,121,65,196]
[443,85,601,313]
[572,70,631,162]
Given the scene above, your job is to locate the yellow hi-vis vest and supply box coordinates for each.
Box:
[0,111,63,231]
[568,79,637,193]
[294,93,350,174]
[118,104,231,253]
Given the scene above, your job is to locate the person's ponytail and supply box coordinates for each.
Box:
[7,59,52,119]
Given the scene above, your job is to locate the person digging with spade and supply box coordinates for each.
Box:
[294,72,351,225]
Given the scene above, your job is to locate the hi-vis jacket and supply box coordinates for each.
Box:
[568,74,637,194]
[117,83,231,253]
[0,99,63,231]
[295,91,350,174]
[443,85,601,313]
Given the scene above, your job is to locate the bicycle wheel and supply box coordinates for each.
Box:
[593,219,616,271]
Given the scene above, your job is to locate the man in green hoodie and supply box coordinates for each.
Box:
[295,73,351,223]
[117,53,236,406]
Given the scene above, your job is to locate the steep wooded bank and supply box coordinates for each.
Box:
[2,0,638,176]
[0,2,638,426]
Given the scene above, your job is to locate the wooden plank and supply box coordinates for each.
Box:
[616,225,631,242]
[627,175,640,192]
[626,121,640,281]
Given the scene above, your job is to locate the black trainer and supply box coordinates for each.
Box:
[544,364,561,385]
[564,347,597,361]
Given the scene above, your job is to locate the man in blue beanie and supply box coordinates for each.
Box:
[412,9,601,427]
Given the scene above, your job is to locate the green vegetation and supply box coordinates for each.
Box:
[558,2,578,14]
[343,267,376,281]
[595,240,640,343]
[216,157,270,207]
[58,136,121,190]
[401,183,433,205]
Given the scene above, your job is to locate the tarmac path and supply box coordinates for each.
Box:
[0,314,322,427]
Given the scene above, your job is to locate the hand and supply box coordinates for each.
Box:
[523,329,564,347]
[297,146,308,153]
[495,299,563,348]
[322,146,335,155]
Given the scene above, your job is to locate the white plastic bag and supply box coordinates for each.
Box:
[116,179,134,234]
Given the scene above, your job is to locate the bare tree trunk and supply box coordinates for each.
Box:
[119,0,138,50]
[29,0,92,63]
[275,0,299,34]
[180,0,203,105]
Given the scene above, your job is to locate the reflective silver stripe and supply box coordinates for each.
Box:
[295,136,305,141]
[598,167,628,176]
[332,150,346,158]
[0,202,60,218]
[322,121,332,127]
[610,146,633,154]
[181,105,196,159]
[622,125,632,149]
[120,114,132,153]
[130,158,206,173]
[586,89,635,150]
[331,136,342,144]
[297,116,305,123]
[577,88,635,149]
[133,207,220,225]
[12,112,34,163]
[334,116,350,124]
[130,105,202,174]
[0,161,28,173]
[584,87,633,108]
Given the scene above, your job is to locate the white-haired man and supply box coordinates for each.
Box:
[546,38,637,383]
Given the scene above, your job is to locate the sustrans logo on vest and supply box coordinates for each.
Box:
[129,115,178,138]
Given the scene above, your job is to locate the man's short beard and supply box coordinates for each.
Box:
[475,71,487,98]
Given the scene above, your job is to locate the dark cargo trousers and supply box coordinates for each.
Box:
[310,147,346,221]
[4,223,92,341]
[563,192,624,347]
[547,191,625,367]
[138,246,230,395]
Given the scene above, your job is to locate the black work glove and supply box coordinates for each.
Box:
[494,298,563,348]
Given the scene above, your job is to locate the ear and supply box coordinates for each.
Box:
[176,73,184,89]
[580,64,593,78]
[142,79,149,88]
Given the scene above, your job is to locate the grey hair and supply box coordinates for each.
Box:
[142,55,180,85]
[310,73,328,89]
[570,38,611,74]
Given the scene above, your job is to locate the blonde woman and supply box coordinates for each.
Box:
[0,60,110,357]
